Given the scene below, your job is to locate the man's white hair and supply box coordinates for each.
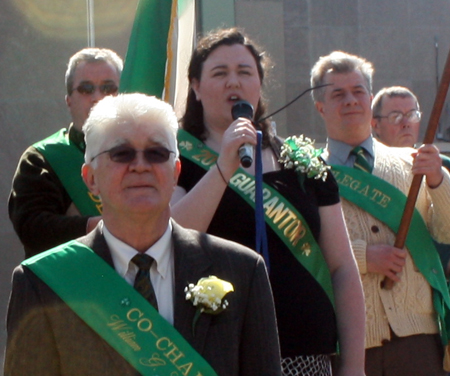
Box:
[83,93,179,164]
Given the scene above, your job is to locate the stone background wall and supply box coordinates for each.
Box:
[1,0,450,370]
[236,0,450,142]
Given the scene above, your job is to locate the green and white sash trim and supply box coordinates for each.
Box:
[23,241,218,376]
[332,165,450,343]
[33,128,102,216]
[178,129,334,305]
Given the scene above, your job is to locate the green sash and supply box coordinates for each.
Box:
[178,129,334,305]
[332,165,450,343]
[33,129,102,216]
[23,240,218,376]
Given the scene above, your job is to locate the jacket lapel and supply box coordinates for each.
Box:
[171,221,214,354]
[78,226,115,267]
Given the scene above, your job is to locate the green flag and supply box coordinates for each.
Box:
[119,0,172,96]
[120,0,196,113]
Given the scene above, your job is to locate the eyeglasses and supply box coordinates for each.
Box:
[91,145,175,164]
[74,82,118,95]
[374,109,421,125]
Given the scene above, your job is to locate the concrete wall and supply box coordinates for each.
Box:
[233,0,450,143]
[1,0,450,372]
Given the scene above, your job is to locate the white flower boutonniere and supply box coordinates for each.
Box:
[279,135,330,190]
[185,276,234,335]
[185,276,234,314]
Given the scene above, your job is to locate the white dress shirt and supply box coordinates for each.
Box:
[102,221,175,324]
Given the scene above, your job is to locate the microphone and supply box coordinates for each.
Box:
[232,100,254,168]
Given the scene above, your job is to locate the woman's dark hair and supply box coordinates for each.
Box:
[181,27,274,146]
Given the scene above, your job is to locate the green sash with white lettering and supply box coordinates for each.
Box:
[178,129,334,305]
[33,129,102,216]
[332,165,450,344]
[23,240,218,376]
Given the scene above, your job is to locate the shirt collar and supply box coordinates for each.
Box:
[68,123,86,151]
[325,136,374,166]
[104,221,173,280]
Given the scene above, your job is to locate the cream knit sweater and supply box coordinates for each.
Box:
[339,140,450,349]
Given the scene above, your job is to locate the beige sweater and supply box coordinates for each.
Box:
[339,141,450,349]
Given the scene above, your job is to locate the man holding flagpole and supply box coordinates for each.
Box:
[311,50,450,376]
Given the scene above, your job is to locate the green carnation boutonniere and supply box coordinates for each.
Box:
[185,276,234,335]
[279,135,330,191]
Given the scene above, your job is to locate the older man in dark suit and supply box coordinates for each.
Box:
[4,93,281,376]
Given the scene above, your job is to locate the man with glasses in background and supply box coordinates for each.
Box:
[372,85,450,277]
[8,48,123,258]
[372,86,422,148]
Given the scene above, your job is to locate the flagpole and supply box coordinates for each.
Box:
[86,0,95,47]
[382,47,450,289]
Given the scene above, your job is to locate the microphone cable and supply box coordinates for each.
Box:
[259,83,332,122]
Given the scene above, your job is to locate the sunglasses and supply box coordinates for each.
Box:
[74,82,118,95]
[91,145,175,164]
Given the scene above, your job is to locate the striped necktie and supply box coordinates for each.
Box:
[131,254,159,310]
[351,146,372,173]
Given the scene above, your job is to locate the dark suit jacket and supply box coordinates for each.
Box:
[4,221,281,376]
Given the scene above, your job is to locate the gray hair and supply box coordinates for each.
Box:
[310,51,374,102]
[65,48,123,95]
[372,86,420,118]
[83,94,179,165]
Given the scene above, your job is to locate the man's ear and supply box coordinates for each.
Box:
[371,117,379,134]
[82,163,100,196]
[315,101,325,117]
[65,94,71,109]
[173,158,181,186]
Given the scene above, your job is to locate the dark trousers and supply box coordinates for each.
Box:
[365,333,446,376]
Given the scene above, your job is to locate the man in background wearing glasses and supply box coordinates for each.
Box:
[372,85,450,277]
[4,93,281,376]
[8,48,122,259]
[372,86,422,148]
